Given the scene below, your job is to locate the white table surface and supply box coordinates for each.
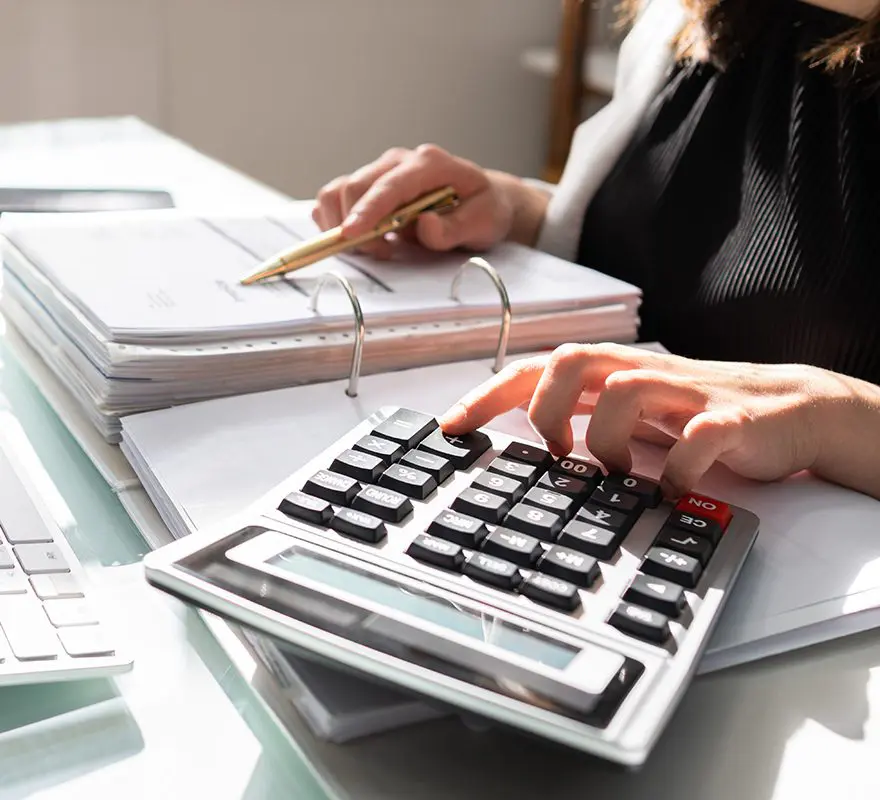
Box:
[0,116,877,800]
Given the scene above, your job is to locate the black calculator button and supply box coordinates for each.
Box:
[520,573,581,611]
[278,491,333,526]
[407,534,464,570]
[330,508,387,543]
[463,553,522,590]
[303,470,360,505]
[417,429,491,469]
[480,528,542,567]
[400,450,454,483]
[590,484,640,513]
[536,472,591,500]
[486,458,538,486]
[642,547,702,588]
[352,485,413,523]
[655,526,715,565]
[372,409,438,448]
[427,509,487,548]
[452,487,510,524]
[558,520,618,560]
[330,449,385,482]
[379,464,437,500]
[575,503,632,535]
[603,473,662,508]
[610,601,670,644]
[503,503,563,541]
[500,442,553,469]
[538,546,600,587]
[353,435,405,464]
[522,486,574,518]
[666,510,723,545]
[471,472,525,504]
[624,574,685,618]
[549,456,600,483]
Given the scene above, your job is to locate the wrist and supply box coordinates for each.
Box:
[487,170,550,247]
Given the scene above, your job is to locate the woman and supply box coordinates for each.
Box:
[312,0,880,500]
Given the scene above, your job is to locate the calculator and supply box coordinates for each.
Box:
[143,407,759,767]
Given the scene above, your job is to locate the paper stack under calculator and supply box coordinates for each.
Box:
[0,204,640,441]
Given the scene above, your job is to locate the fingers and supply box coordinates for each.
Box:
[343,144,488,238]
[438,357,548,434]
[660,410,745,498]
[415,192,499,251]
[586,371,706,473]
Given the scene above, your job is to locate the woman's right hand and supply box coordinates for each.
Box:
[312,145,543,259]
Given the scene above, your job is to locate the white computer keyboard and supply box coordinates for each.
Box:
[0,438,131,684]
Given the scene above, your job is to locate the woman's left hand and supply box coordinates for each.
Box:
[438,343,860,499]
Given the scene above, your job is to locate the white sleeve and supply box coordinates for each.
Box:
[535,0,685,261]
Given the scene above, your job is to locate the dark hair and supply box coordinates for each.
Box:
[618,0,880,84]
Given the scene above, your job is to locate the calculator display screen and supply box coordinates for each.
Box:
[268,548,580,671]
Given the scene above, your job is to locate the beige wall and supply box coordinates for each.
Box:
[0,0,564,198]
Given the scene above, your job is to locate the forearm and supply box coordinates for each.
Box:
[487,170,551,248]
[811,371,880,499]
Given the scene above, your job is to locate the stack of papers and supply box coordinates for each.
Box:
[0,205,640,441]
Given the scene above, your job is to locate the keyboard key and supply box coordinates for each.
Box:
[43,598,99,627]
[278,491,333,526]
[331,449,385,482]
[303,470,360,505]
[575,503,632,535]
[330,508,387,543]
[372,409,437,448]
[656,527,715,565]
[609,601,670,644]
[352,485,413,523]
[452,487,510,524]
[520,573,581,611]
[558,520,618,560]
[538,546,600,587]
[353,434,405,464]
[536,471,591,500]
[504,503,563,541]
[480,528,542,567]
[29,573,83,600]
[400,450,454,483]
[379,464,437,500]
[522,487,574,518]
[590,484,640,513]
[407,535,464,570]
[463,553,521,591]
[666,510,724,545]
[418,429,491,469]
[0,595,59,660]
[674,493,732,529]
[486,457,538,486]
[549,456,600,483]
[500,442,553,469]
[0,569,28,595]
[0,496,54,544]
[624,574,685,618]
[58,626,115,658]
[642,547,702,588]
[471,471,526,504]
[14,543,70,575]
[603,474,662,507]
[427,509,487,548]
[0,547,13,569]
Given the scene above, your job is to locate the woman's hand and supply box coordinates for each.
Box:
[311,144,549,258]
[439,342,880,500]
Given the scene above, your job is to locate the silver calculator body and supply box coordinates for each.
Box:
[143,407,759,767]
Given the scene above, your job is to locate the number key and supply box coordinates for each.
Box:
[549,456,599,483]
[536,471,591,500]
[486,457,538,486]
[503,503,562,541]
[590,484,640,513]
[522,486,573,518]
[451,487,509,523]
[603,473,662,507]
[472,471,525,503]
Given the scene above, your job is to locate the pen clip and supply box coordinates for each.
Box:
[384,186,460,232]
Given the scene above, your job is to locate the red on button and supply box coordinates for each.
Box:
[674,494,732,529]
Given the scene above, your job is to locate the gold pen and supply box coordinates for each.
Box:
[240,185,460,285]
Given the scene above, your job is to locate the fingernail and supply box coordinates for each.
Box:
[438,402,467,429]
[543,439,568,458]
